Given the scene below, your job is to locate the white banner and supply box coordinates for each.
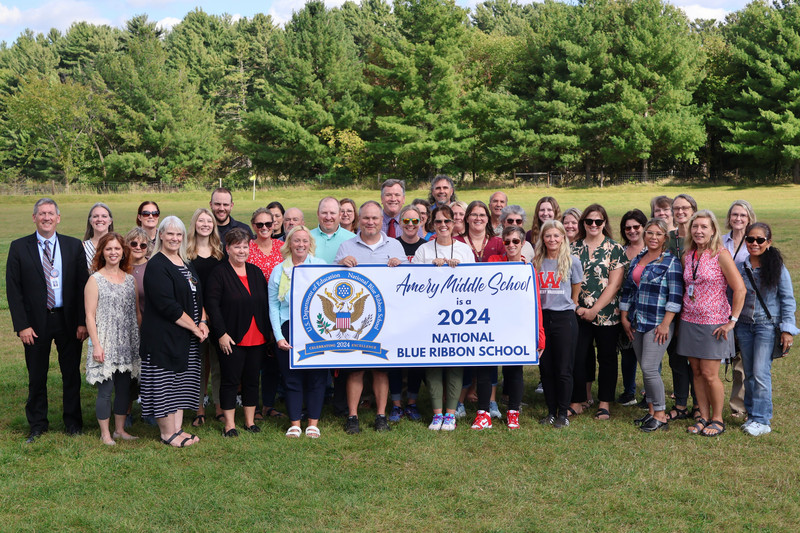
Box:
[289,263,540,369]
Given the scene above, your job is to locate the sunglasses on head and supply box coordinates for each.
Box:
[129,242,147,250]
[254,221,273,229]
[745,236,767,244]
[401,218,420,225]
[503,238,522,246]
[584,218,605,226]
[140,210,159,217]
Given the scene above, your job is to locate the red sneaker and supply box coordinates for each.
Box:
[470,410,493,430]
[506,410,520,429]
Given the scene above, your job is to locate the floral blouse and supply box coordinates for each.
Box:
[247,239,284,282]
[571,237,626,326]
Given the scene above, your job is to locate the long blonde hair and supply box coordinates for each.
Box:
[684,209,724,256]
[533,220,573,283]
[186,208,223,260]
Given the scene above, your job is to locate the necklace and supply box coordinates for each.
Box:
[466,233,488,261]
[434,240,454,260]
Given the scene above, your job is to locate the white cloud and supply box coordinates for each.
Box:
[156,16,181,33]
[269,0,347,27]
[0,1,111,39]
[0,3,22,24]
[230,13,242,23]
[677,4,729,21]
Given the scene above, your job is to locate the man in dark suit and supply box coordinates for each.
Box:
[6,198,89,443]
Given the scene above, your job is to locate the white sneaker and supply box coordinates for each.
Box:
[441,414,456,431]
[743,421,771,436]
[740,418,754,430]
[428,414,444,431]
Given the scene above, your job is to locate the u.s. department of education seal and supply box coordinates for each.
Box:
[298,270,386,360]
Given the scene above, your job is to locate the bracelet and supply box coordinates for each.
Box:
[199,319,208,325]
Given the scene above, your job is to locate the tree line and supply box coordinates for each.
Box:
[0,0,798,187]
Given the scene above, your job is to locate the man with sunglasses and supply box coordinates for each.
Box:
[210,187,252,242]
[335,201,408,434]
[310,197,355,264]
[500,205,535,261]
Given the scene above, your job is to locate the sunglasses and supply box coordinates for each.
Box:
[584,218,605,226]
[505,218,524,225]
[129,242,148,250]
[401,218,420,225]
[140,210,160,217]
[434,219,453,225]
[254,221,273,229]
[745,236,768,244]
[625,224,642,231]
[503,238,522,246]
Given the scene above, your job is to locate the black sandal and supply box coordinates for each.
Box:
[640,418,669,432]
[161,431,192,447]
[687,418,708,435]
[191,414,205,427]
[666,406,689,421]
[701,420,725,437]
[594,408,610,420]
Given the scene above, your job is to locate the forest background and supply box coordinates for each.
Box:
[0,0,799,190]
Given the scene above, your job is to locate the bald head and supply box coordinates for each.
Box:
[283,207,305,233]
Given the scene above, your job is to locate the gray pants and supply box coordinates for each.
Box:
[632,324,673,412]
[426,367,464,411]
[95,371,132,420]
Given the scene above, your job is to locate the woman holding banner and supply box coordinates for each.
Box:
[481,225,546,429]
[268,226,328,438]
[412,205,473,431]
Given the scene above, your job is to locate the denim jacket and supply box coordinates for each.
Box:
[738,258,800,335]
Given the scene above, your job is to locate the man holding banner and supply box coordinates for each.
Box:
[334,201,408,433]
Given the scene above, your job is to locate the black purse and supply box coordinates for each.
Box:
[744,267,788,360]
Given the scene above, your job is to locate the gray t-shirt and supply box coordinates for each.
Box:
[538,256,583,311]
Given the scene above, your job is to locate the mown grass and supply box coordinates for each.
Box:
[1,184,800,532]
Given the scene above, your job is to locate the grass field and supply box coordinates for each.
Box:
[1,184,800,532]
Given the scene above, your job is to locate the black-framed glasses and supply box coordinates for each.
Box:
[584,218,605,226]
[745,236,767,244]
[401,218,420,225]
[140,210,160,217]
[128,242,148,250]
[503,238,522,246]
[434,219,453,225]
[254,221,273,229]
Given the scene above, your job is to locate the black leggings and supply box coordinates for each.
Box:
[572,321,620,404]
[540,310,577,417]
[95,371,132,420]
[219,344,264,410]
[477,366,524,411]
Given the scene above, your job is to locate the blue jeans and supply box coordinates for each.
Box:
[735,321,775,425]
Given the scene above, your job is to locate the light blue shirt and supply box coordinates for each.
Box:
[36,232,63,308]
[738,258,800,335]
[309,226,355,264]
[268,255,327,341]
[333,232,408,266]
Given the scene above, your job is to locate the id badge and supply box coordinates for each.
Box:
[687,284,694,301]
[50,276,60,290]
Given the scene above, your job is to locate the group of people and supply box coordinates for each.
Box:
[6,177,797,446]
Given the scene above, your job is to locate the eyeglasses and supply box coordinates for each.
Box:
[730,213,749,219]
[625,224,642,232]
[584,218,605,226]
[469,213,488,219]
[503,238,522,246]
[128,242,148,250]
[401,218,420,225]
[434,219,453,225]
[505,218,524,225]
[140,210,160,217]
[745,236,768,244]
[644,231,665,238]
[673,205,693,212]
[254,221,273,229]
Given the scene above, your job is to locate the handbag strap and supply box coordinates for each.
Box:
[744,265,773,320]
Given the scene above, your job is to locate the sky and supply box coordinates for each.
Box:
[0,0,750,45]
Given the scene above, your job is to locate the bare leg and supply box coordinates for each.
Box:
[98,418,115,445]
[243,405,256,428]
[223,408,236,432]
[347,371,365,417]
[373,371,388,416]
[113,413,137,439]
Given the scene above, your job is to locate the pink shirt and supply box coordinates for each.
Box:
[681,250,731,325]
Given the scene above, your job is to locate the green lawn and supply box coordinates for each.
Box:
[1,184,799,532]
